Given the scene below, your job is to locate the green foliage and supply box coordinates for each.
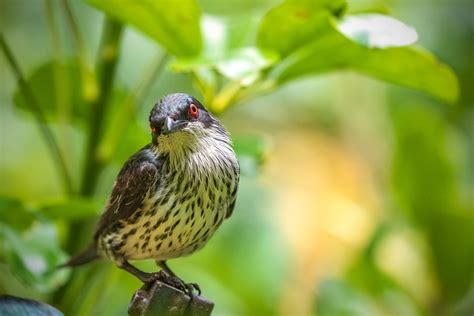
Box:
[315,280,376,316]
[0,197,35,231]
[257,0,347,57]
[0,198,70,294]
[256,0,458,104]
[351,46,459,104]
[85,0,458,113]
[13,61,86,123]
[390,103,474,303]
[86,0,202,57]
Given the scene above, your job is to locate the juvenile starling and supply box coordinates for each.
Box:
[65,93,240,291]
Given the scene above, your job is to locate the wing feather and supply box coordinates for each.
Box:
[94,148,160,239]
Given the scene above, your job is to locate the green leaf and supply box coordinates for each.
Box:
[216,47,277,85]
[172,46,276,85]
[337,14,418,48]
[201,15,259,61]
[13,59,134,127]
[273,25,459,104]
[198,0,279,16]
[40,198,103,221]
[0,222,70,293]
[346,0,390,15]
[0,196,35,231]
[0,198,69,293]
[352,45,459,104]
[257,0,347,57]
[13,60,87,124]
[86,0,202,57]
[171,15,277,85]
[270,27,351,80]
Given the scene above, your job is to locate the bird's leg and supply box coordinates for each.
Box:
[117,259,164,283]
[155,260,201,296]
[156,260,176,277]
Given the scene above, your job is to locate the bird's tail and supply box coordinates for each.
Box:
[59,243,99,268]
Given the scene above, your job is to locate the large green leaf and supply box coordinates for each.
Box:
[352,45,459,104]
[257,0,458,103]
[272,24,459,103]
[346,0,389,15]
[269,27,351,80]
[86,0,202,57]
[257,0,347,57]
[200,15,260,61]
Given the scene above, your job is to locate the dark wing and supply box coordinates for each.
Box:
[225,162,240,219]
[225,198,237,219]
[94,148,160,239]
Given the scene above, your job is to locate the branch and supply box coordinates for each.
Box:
[128,281,214,316]
[0,34,74,195]
[59,0,88,63]
[59,0,99,103]
[44,0,72,168]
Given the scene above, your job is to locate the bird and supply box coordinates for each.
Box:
[64,93,240,293]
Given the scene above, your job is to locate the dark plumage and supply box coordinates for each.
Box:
[65,93,240,290]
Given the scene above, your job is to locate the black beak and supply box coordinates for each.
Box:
[162,117,187,134]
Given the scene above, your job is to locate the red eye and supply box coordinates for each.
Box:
[189,103,199,118]
[151,127,157,133]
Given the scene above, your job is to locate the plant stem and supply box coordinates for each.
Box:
[59,0,99,103]
[45,0,72,175]
[0,34,74,196]
[60,0,87,62]
[210,81,242,114]
[80,19,123,197]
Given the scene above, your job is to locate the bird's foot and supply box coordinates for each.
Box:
[184,282,201,296]
[158,271,201,297]
[139,270,167,283]
[172,278,201,297]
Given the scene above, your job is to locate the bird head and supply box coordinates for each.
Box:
[149,93,228,153]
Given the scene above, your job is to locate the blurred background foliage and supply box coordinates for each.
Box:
[0,0,472,315]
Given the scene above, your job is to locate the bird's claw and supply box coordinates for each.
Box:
[174,279,201,297]
[156,271,201,297]
[186,283,201,296]
[140,270,201,297]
